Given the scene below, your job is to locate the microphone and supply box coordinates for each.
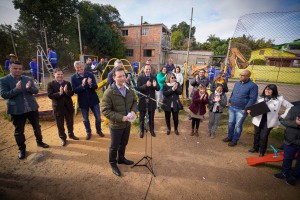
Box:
[123,82,130,90]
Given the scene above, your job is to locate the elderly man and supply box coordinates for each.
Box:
[223,70,258,146]
[102,66,138,176]
[137,64,160,138]
[0,61,49,159]
[71,61,104,140]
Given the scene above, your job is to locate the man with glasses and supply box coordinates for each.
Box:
[223,69,258,147]
[71,61,104,140]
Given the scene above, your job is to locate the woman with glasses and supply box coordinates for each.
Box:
[162,73,182,135]
[249,84,293,156]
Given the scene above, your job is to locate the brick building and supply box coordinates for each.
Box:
[120,23,171,69]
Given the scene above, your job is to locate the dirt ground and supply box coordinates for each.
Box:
[0,73,300,200]
[0,97,300,200]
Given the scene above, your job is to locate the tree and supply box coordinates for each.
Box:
[171,30,184,50]
[170,21,196,50]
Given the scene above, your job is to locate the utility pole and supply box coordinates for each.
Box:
[7,25,17,56]
[186,7,193,65]
[224,38,232,73]
[139,16,143,64]
[77,13,83,56]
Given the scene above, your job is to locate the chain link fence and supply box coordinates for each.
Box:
[230,11,300,103]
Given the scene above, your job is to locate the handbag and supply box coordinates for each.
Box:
[177,100,183,110]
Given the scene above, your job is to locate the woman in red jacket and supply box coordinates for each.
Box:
[189,84,208,136]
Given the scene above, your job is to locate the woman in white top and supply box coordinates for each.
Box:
[249,84,293,156]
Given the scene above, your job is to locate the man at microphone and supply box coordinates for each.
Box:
[137,64,160,138]
[71,61,104,140]
[102,66,138,176]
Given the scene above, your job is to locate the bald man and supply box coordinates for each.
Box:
[223,70,258,147]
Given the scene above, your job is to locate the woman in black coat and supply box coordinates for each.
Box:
[162,73,182,135]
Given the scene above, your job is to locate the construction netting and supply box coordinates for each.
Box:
[229,11,300,103]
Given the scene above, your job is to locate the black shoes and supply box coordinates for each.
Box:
[228,141,237,147]
[140,131,144,138]
[286,176,297,186]
[118,158,134,165]
[175,130,179,135]
[111,164,121,176]
[259,152,265,157]
[69,134,79,140]
[97,131,105,137]
[37,142,49,148]
[248,148,259,153]
[223,137,232,142]
[18,149,26,159]
[274,172,287,180]
[150,131,156,137]
[167,129,171,135]
[86,133,91,140]
[61,139,67,147]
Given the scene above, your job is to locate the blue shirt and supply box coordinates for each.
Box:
[29,61,40,74]
[116,84,126,97]
[48,51,58,64]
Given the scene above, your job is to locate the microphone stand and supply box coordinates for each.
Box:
[125,83,161,177]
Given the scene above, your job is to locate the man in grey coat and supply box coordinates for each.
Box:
[0,61,49,159]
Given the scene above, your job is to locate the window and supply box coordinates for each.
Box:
[122,30,128,36]
[143,49,154,57]
[259,50,265,55]
[142,28,148,36]
[125,49,134,57]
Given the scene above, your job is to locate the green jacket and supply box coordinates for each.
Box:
[156,72,166,91]
[101,83,138,129]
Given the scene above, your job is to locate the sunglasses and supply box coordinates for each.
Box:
[171,77,176,79]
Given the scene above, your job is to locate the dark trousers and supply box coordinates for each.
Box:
[282,144,300,178]
[185,79,189,98]
[253,114,272,154]
[109,125,131,164]
[191,118,201,129]
[165,109,179,130]
[139,110,155,133]
[11,111,43,150]
[54,111,74,140]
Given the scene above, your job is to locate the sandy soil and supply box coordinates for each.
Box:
[0,95,299,200]
[0,73,300,200]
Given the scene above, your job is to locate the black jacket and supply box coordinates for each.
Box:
[162,82,182,112]
[281,105,300,146]
[137,74,160,112]
[47,80,74,116]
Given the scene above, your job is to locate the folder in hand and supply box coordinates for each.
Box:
[246,101,270,117]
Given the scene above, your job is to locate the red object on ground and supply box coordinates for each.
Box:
[246,152,284,166]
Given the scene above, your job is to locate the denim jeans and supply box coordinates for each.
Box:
[81,104,101,134]
[227,106,247,142]
[282,144,300,178]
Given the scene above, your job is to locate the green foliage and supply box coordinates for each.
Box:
[171,30,185,49]
[3,0,126,68]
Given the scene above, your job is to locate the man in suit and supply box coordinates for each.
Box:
[0,61,49,159]
[102,66,138,176]
[137,64,160,138]
[47,68,79,146]
[71,61,104,140]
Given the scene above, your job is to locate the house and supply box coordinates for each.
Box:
[249,47,299,67]
[120,23,171,69]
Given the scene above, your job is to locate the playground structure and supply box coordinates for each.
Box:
[36,45,54,90]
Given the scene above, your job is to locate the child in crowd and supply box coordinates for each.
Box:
[208,84,227,139]
[189,84,208,137]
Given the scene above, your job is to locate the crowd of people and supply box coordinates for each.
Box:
[0,56,299,185]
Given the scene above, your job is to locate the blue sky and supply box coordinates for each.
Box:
[1,0,300,43]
